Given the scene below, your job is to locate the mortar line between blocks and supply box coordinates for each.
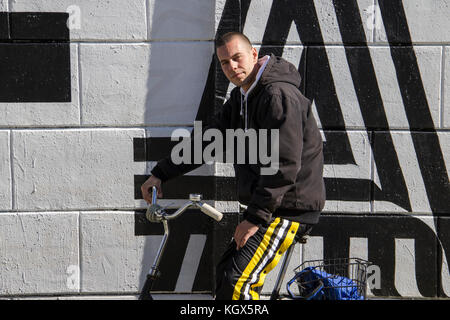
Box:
[441,45,446,128]
[77,43,83,126]
[78,211,82,294]
[370,130,374,214]
[372,0,377,43]
[9,130,15,211]
[144,0,150,41]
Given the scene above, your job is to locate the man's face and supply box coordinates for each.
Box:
[216,36,258,90]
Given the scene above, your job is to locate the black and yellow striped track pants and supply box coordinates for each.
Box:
[215,217,312,300]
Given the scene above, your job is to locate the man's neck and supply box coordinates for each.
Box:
[240,64,260,94]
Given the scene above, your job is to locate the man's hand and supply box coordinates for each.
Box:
[141,175,163,204]
[234,220,259,250]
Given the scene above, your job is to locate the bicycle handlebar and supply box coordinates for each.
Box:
[198,202,223,222]
[146,186,223,222]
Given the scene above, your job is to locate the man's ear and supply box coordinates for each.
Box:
[252,47,258,62]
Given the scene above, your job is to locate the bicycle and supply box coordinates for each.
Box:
[138,187,370,300]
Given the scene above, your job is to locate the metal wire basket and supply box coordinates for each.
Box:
[287,257,371,300]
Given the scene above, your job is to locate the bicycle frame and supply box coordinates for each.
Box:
[138,187,306,300]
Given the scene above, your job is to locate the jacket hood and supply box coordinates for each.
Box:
[259,53,302,88]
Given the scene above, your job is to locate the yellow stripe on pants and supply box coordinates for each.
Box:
[232,218,281,300]
[249,221,299,299]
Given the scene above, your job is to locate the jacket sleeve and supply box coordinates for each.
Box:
[151,101,232,182]
[244,92,306,226]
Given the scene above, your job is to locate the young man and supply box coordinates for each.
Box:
[141,32,325,300]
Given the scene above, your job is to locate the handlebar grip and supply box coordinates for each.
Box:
[199,203,223,222]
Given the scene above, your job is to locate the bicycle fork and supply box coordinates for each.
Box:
[269,243,295,300]
[139,189,169,300]
[139,219,169,300]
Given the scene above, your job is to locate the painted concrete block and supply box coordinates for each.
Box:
[80,211,151,293]
[444,47,450,128]
[141,41,211,125]
[311,0,374,44]
[214,0,240,36]
[12,129,146,211]
[80,42,213,126]
[312,46,441,130]
[8,12,69,41]
[307,215,440,298]
[369,46,441,129]
[0,0,7,11]
[0,131,11,210]
[322,130,372,213]
[0,44,79,127]
[10,0,147,40]
[437,132,450,185]
[0,212,78,295]
[217,0,373,45]
[0,11,7,39]
[142,127,216,176]
[375,0,450,44]
[83,210,216,293]
[134,127,220,209]
[437,217,450,298]
[148,0,215,40]
[373,131,448,214]
[79,44,150,126]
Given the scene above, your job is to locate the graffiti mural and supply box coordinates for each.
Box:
[134,0,449,298]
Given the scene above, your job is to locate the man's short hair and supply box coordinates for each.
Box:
[215,32,252,51]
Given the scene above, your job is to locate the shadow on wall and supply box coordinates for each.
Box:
[139,0,218,295]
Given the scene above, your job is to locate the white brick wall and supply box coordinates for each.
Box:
[148,0,215,40]
[80,211,154,293]
[369,46,441,129]
[12,129,145,211]
[79,42,213,126]
[0,212,79,295]
[375,0,450,43]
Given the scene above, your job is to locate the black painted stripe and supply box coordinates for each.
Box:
[135,174,237,201]
[378,0,450,215]
[0,12,9,39]
[0,42,71,102]
[133,137,180,162]
[0,12,71,103]
[9,12,69,41]
[136,174,382,203]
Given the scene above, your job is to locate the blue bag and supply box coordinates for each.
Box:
[287,266,364,300]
